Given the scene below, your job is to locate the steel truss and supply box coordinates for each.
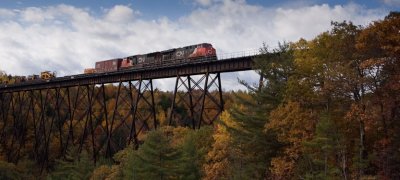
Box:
[169,73,224,129]
[0,73,223,170]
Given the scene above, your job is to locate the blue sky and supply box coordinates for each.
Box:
[0,0,398,19]
[0,0,397,90]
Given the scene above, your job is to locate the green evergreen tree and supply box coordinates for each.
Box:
[179,127,213,179]
[180,133,201,180]
[300,113,343,179]
[128,129,183,180]
[120,148,139,179]
[225,43,294,178]
[47,148,95,180]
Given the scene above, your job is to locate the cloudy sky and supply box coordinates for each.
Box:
[0,0,397,90]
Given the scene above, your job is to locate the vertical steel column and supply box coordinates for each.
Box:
[15,91,30,163]
[168,76,180,126]
[8,91,24,163]
[106,81,122,157]
[198,72,209,129]
[0,93,3,133]
[70,85,81,147]
[29,90,39,162]
[201,73,224,125]
[187,76,195,129]
[149,79,157,129]
[0,93,5,140]
[101,84,111,155]
[78,85,97,163]
[56,88,64,156]
[78,85,90,154]
[43,88,59,169]
[63,86,80,157]
[217,73,224,111]
[128,81,140,148]
[126,78,157,143]
[38,88,51,173]
[88,85,97,163]
[17,91,32,162]
[0,93,11,149]
[217,73,225,113]
[6,92,17,162]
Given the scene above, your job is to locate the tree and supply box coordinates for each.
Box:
[179,126,213,179]
[129,128,183,179]
[301,113,344,179]
[266,101,316,179]
[48,148,95,180]
[90,165,112,180]
[219,43,294,178]
[356,11,400,179]
[203,112,235,180]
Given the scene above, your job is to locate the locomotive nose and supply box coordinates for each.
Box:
[207,47,216,55]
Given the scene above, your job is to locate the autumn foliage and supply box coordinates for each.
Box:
[0,12,399,179]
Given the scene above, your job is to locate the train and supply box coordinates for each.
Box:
[84,43,217,74]
[0,71,55,85]
[0,43,217,86]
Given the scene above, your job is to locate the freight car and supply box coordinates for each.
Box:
[0,70,55,87]
[86,43,217,74]
[40,71,56,80]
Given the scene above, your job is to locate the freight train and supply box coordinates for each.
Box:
[0,71,55,86]
[0,43,217,87]
[84,43,217,74]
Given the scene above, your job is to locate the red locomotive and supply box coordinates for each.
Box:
[86,43,217,74]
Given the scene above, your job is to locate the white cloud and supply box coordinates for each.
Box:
[382,0,400,6]
[104,5,138,23]
[0,1,388,90]
[195,0,214,6]
[21,7,48,22]
[0,9,16,18]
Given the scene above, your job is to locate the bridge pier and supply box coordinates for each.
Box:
[168,72,224,129]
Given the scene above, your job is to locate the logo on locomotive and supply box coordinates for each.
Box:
[138,57,145,63]
[176,51,184,57]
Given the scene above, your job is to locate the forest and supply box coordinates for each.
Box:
[0,12,399,179]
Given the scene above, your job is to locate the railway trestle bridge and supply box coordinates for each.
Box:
[0,54,257,169]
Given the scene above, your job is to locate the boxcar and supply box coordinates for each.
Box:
[95,58,122,73]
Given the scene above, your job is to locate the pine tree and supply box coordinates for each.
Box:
[180,133,201,180]
[223,43,294,178]
[179,126,213,179]
[130,129,183,179]
[301,113,345,179]
[48,148,95,180]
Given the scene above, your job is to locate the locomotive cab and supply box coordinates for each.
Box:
[188,43,217,59]
[121,56,136,69]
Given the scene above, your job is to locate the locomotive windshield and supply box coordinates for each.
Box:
[202,44,212,48]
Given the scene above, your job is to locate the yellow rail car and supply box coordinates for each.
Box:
[40,71,56,80]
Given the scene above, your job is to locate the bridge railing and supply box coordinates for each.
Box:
[217,49,260,60]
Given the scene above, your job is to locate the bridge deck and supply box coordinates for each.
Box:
[0,56,255,93]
